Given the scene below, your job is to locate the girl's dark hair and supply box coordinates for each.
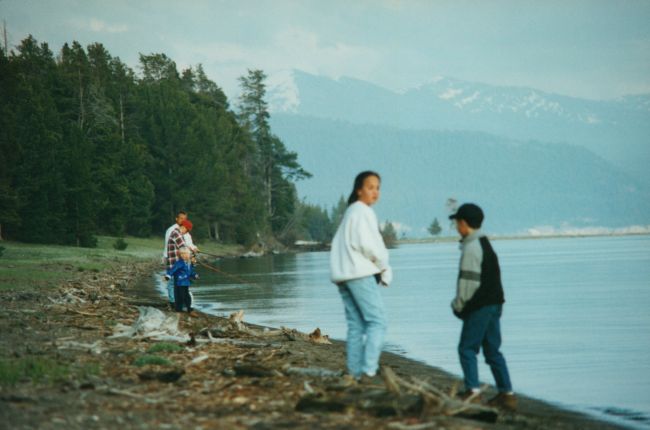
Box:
[347,171,381,206]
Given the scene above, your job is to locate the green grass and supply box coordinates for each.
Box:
[0,357,102,386]
[0,357,69,386]
[133,354,173,367]
[147,342,184,354]
[0,236,242,291]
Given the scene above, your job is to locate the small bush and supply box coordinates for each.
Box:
[133,355,172,367]
[0,357,69,386]
[0,245,5,258]
[113,238,128,251]
[147,342,183,354]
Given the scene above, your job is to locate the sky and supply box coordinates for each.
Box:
[2,0,650,101]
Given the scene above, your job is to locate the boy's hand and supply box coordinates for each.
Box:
[163,275,170,281]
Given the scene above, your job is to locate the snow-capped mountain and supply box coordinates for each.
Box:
[267,70,650,183]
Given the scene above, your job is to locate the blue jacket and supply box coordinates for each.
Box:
[167,260,198,287]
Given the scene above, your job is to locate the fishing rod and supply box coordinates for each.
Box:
[195,258,261,288]
[196,250,223,259]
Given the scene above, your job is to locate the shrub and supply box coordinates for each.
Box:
[113,238,128,251]
[0,357,69,386]
[133,355,172,367]
[147,342,183,354]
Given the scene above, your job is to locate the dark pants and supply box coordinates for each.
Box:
[173,284,192,312]
[458,304,512,392]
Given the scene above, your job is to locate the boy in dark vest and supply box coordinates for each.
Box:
[449,203,517,410]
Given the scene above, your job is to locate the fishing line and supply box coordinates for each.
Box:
[197,250,223,259]
[195,258,260,287]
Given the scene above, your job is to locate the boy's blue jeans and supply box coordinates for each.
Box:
[338,276,386,378]
[458,304,512,392]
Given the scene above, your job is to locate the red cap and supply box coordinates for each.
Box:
[181,219,193,232]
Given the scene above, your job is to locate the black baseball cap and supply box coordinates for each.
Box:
[449,203,484,226]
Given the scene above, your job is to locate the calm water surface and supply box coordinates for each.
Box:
[156,235,650,428]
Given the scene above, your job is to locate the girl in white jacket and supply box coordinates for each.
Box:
[330,171,392,380]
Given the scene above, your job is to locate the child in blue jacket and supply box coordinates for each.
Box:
[166,247,199,314]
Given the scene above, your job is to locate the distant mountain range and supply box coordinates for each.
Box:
[270,115,650,235]
[268,70,650,185]
[266,70,650,236]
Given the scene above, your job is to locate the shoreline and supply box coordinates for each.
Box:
[398,230,650,245]
[140,264,636,430]
[0,259,633,429]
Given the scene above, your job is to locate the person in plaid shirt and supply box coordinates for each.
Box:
[164,219,192,308]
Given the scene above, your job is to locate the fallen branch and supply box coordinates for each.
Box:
[380,366,497,422]
[65,308,100,317]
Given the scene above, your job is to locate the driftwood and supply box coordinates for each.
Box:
[308,327,332,344]
[232,364,280,378]
[380,366,498,423]
[284,366,343,378]
[56,340,103,355]
[296,367,497,422]
[110,306,189,342]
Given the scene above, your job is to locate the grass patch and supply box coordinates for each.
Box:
[147,342,184,354]
[77,362,101,378]
[0,237,243,292]
[133,354,172,367]
[0,357,69,386]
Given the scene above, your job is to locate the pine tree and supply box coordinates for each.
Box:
[237,69,310,235]
[428,217,442,237]
[11,37,67,243]
[381,221,398,249]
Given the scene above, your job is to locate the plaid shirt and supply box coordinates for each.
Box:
[166,227,187,270]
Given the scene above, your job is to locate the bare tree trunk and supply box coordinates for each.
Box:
[212,222,220,241]
[78,69,85,129]
[3,20,7,56]
[265,162,273,217]
[119,93,125,145]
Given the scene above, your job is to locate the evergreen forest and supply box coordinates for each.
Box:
[0,36,341,247]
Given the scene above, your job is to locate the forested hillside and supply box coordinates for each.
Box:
[271,114,650,235]
[0,36,311,246]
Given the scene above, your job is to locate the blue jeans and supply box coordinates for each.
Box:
[338,276,386,378]
[458,304,512,392]
[167,277,175,303]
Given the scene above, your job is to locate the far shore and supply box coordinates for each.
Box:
[398,229,650,245]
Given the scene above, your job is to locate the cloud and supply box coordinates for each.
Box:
[170,26,382,99]
[77,18,128,34]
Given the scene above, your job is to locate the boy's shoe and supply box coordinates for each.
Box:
[458,390,482,404]
[188,310,199,318]
[487,392,517,411]
[357,367,386,386]
[357,373,384,386]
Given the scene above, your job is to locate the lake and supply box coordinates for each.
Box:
[156,235,650,429]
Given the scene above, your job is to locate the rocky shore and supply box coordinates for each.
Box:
[0,260,628,429]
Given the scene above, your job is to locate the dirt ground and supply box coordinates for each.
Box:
[0,260,628,430]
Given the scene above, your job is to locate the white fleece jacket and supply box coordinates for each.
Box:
[330,201,393,285]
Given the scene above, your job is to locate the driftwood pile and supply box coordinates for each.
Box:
[106,304,500,426]
[2,262,504,429]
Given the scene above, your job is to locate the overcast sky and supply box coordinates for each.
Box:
[2,0,650,101]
